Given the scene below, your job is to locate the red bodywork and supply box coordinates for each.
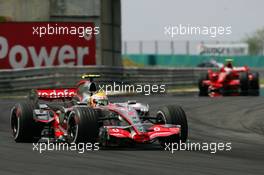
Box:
[202,66,251,96]
[108,126,180,143]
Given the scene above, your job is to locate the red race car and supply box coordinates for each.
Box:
[198,59,259,97]
[10,75,188,148]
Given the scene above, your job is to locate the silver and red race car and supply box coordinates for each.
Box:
[10,75,188,148]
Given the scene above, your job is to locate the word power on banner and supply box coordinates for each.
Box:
[0,22,96,69]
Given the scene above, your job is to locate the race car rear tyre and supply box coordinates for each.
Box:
[67,107,99,143]
[157,105,188,147]
[240,72,249,95]
[10,101,39,142]
[198,73,209,96]
[249,72,259,90]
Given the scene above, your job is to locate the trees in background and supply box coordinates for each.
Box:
[245,28,264,55]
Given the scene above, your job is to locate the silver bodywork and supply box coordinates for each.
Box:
[114,100,149,116]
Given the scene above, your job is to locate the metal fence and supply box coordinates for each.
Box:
[0,66,207,94]
[122,40,253,55]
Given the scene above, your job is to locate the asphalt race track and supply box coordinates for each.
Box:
[0,95,264,175]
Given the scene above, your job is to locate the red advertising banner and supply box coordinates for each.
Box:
[0,22,96,69]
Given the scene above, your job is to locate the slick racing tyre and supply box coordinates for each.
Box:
[249,72,260,90]
[157,105,188,147]
[198,72,209,96]
[10,101,40,142]
[67,107,99,143]
[240,72,249,95]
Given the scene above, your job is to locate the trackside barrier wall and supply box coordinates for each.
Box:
[0,66,262,94]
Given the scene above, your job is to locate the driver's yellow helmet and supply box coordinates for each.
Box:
[90,91,109,107]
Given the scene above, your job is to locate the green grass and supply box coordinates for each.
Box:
[260,79,264,85]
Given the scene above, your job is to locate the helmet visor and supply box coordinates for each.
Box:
[93,99,109,106]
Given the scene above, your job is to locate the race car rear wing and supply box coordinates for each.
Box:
[29,88,77,101]
[233,66,249,72]
[81,74,100,81]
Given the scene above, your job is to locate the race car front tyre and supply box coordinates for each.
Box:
[198,73,209,96]
[67,107,99,143]
[157,105,188,147]
[10,101,40,142]
[240,72,249,95]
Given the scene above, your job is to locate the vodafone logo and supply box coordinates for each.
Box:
[0,36,89,69]
[37,89,76,98]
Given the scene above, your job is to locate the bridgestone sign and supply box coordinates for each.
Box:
[197,43,249,56]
